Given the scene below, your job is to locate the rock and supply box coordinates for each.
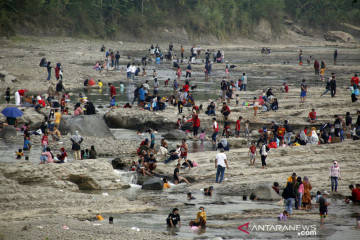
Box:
[251,184,281,201]
[252,19,272,42]
[0,126,17,139]
[0,160,130,191]
[161,130,189,140]
[324,31,356,43]
[251,130,261,137]
[226,138,248,148]
[18,107,45,128]
[141,177,163,190]
[111,158,127,169]
[5,75,17,83]
[59,115,114,138]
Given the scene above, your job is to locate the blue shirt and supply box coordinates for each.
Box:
[24,139,31,150]
[139,88,145,100]
[151,133,155,144]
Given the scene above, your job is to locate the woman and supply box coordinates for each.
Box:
[271,98,279,111]
[329,161,340,192]
[302,176,312,209]
[74,103,83,116]
[55,147,68,163]
[308,127,318,145]
[48,109,55,131]
[70,131,83,160]
[294,177,303,209]
[40,147,54,164]
[189,206,206,227]
[89,145,97,159]
[84,102,96,115]
[282,182,295,217]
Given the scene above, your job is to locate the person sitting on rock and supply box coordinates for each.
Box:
[165,144,181,164]
[308,109,317,123]
[144,153,157,173]
[55,147,68,163]
[189,206,207,227]
[204,186,214,196]
[220,102,231,117]
[50,125,61,142]
[163,178,170,189]
[174,163,190,185]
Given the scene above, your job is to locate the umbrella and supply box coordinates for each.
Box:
[89,78,96,86]
[1,107,24,118]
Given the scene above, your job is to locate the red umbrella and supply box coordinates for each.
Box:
[89,78,96,86]
[18,89,28,96]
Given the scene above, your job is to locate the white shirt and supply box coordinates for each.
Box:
[154,82,159,90]
[126,66,131,73]
[131,65,136,73]
[143,83,150,93]
[216,152,227,167]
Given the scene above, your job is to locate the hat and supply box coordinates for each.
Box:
[322,191,329,195]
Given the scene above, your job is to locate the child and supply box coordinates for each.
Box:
[41,132,49,151]
[319,191,330,228]
[163,178,170,189]
[252,97,259,117]
[278,210,288,221]
[223,117,231,138]
[248,141,256,166]
[5,87,10,104]
[120,82,124,92]
[199,130,206,144]
[235,94,239,106]
[23,136,31,151]
[16,149,24,159]
[315,191,322,203]
[187,192,196,200]
[320,68,325,81]
[244,120,250,138]
[83,149,90,159]
[153,70,157,78]
[165,78,170,86]
[62,107,69,115]
[98,80,103,87]
[167,208,181,228]
[235,116,242,138]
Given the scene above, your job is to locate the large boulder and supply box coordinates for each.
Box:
[162,129,189,140]
[59,115,114,138]
[0,126,17,139]
[252,18,272,42]
[251,184,281,201]
[0,160,130,191]
[18,107,45,128]
[141,177,163,190]
[111,158,127,169]
[324,31,356,43]
[226,138,248,148]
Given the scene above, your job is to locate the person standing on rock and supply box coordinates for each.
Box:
[319,191,330,228]
[215,148,228,183]
[334,50,338,65]
[240,73,247,92]
[259,142,269,169]
[179,139,191,170]
[211,117,219,145]
[187,113,200,139]
[138,85,146,109]
[108,83,116,101]
[302,176,312,209]
[235,116,242,138]
[330,74,337,98]
[329,161,340,192]
[314,60,320,75]
[149,129,156,150]
[70,131,83,160]
[46,62,52,80]
[300,79,308,103]
[153,78,159,95]
[284,120,293,145]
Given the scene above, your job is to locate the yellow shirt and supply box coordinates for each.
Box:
[320,68,325,75]
[54,112,62,124]
[196,211,206,222]
[99,81,103,87]
[163,183,170,189]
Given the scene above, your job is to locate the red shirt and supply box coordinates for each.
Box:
[351,77,359,86]
[284,84,289,93]
[110,85,116,97]
[183,84,189,92]
[187,115,200,127]
[213,121,219,132]
[250,146,256,154]
[235,120,241,131]
[352,188,360,201]
[309,112,316,119]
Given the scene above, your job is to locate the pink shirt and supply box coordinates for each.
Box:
[298,184,304,194]
[199,133,205,140]
[74,107,83,116]
[41,152,53,163]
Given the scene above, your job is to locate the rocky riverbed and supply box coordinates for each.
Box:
[0,33,359,239]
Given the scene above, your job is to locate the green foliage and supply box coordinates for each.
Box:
[0,0,359,39]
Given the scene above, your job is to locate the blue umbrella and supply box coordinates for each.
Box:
[1,107,24,118]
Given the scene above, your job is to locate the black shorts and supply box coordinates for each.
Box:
[150,143,155,149]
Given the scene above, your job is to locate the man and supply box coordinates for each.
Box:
[138,85,146,108]
[345,184,360,204]
[145,153,157,173]
[220,78,228,101]
[167,208,181,228]
[351,74,359,87]
[215,148,229,183]
[173,79,179,100]
[173,163,190,185]
[55,80,66,96]
[240,72,247,91]
[300,79,308,103]
[189,206,206,227]
[143,80,150,95]
[319,191,330,228]
[186,63,192,78]
[115,51,120,69]
[269,121,279,137]
[108,83,116,100]
[308,109,317,123]
[235,116,242,138]
[50,125,61,142]
[284,120,293,145]
[287,173,297,183]
[130,62,136,80]
[211,117,219,145]
[149,129,155,150]
[334,115,341,137]
[153,78,159,95]
[54,108,66,128]
[330,74,337,98]
[221,102,231,117]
